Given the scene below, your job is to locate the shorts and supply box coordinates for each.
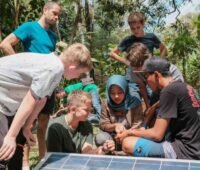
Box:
[40,93,55,114]
[0,113,26,170]
[0,161,7,170]
[133,138,165,158]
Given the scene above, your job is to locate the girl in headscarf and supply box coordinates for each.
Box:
[95,75,143,151]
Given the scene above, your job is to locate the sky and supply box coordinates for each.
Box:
[165,0,200,25]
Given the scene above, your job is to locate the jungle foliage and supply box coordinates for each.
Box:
[0,0,199,92]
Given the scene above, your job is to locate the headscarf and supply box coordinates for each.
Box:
[106,75,141,112]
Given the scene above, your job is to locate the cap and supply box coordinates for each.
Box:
[143,57,170,73]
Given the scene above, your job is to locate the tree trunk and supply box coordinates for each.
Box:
[0,24,2,42]
[14,0,20,28]
[182,54,187,81]
[0,0,4,42]
[85,0,91,32]
[69,0,82,44]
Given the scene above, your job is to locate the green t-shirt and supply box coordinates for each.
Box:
[64,82,98,94]
[63,82,98,105]
[46,115,93,153]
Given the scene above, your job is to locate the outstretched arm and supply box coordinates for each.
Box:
[136,78,150,110]
[82,140,115,154]
[0,90,44,160]
[116,118,170,143]
[23,97,46,145]
[109,47,130,65]
[144,101,160,127]
[159,43,168,58]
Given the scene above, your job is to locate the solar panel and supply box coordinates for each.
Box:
[34,153,200,170]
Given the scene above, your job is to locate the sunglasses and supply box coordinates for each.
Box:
[132,70,154,79]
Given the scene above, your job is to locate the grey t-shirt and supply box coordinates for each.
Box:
[46,115,93,153]
[0,52,64,116]
[159,81,200,159]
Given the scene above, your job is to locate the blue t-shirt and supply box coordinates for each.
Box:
[118,33,161,54]
[13,21,57,53]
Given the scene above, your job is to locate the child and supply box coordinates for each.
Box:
[126,43,183,127]
[110,11,167,65]
[110,12,168,110]
[95,75,143,151]
[64,73,101,123]
[116,58,200,160]
[46,90,114,154]
[0,43,92,170]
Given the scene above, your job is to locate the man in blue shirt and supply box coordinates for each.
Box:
[0,1,61,55]
[0,1,61,170]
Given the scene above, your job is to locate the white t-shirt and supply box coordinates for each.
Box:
[0,52,64,116]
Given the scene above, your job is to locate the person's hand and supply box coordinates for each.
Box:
[102,140,115,154]
[115,123,125,134]
[56,41,68,48]
[23,127,36,146]
[76,106,91,120]
[56,92,66,98]
[0,135,16,160]
[115,129,130,144]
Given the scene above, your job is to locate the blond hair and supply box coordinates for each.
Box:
[67,90,92,107]
[128,12,145,25]
[62,43,93,71]
[126,43,151,67]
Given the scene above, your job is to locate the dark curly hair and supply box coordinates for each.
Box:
[126,43,151,68]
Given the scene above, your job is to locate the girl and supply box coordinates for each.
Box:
[95,75,143,151]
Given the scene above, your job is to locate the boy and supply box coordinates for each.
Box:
[126,43,183,127]
[110,11,167,65]
[116,57,200,160]
[64,74,101,123]
[46,90,114,154]
[110,12,167,111]
[0,43,92,170]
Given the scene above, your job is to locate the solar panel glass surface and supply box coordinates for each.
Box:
[34,153,200,170]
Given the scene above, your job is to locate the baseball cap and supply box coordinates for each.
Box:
[142,57,170,73]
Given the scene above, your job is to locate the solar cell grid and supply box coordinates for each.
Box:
[34,153,200,170]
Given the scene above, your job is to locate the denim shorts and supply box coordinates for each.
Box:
[132,138,165,158]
